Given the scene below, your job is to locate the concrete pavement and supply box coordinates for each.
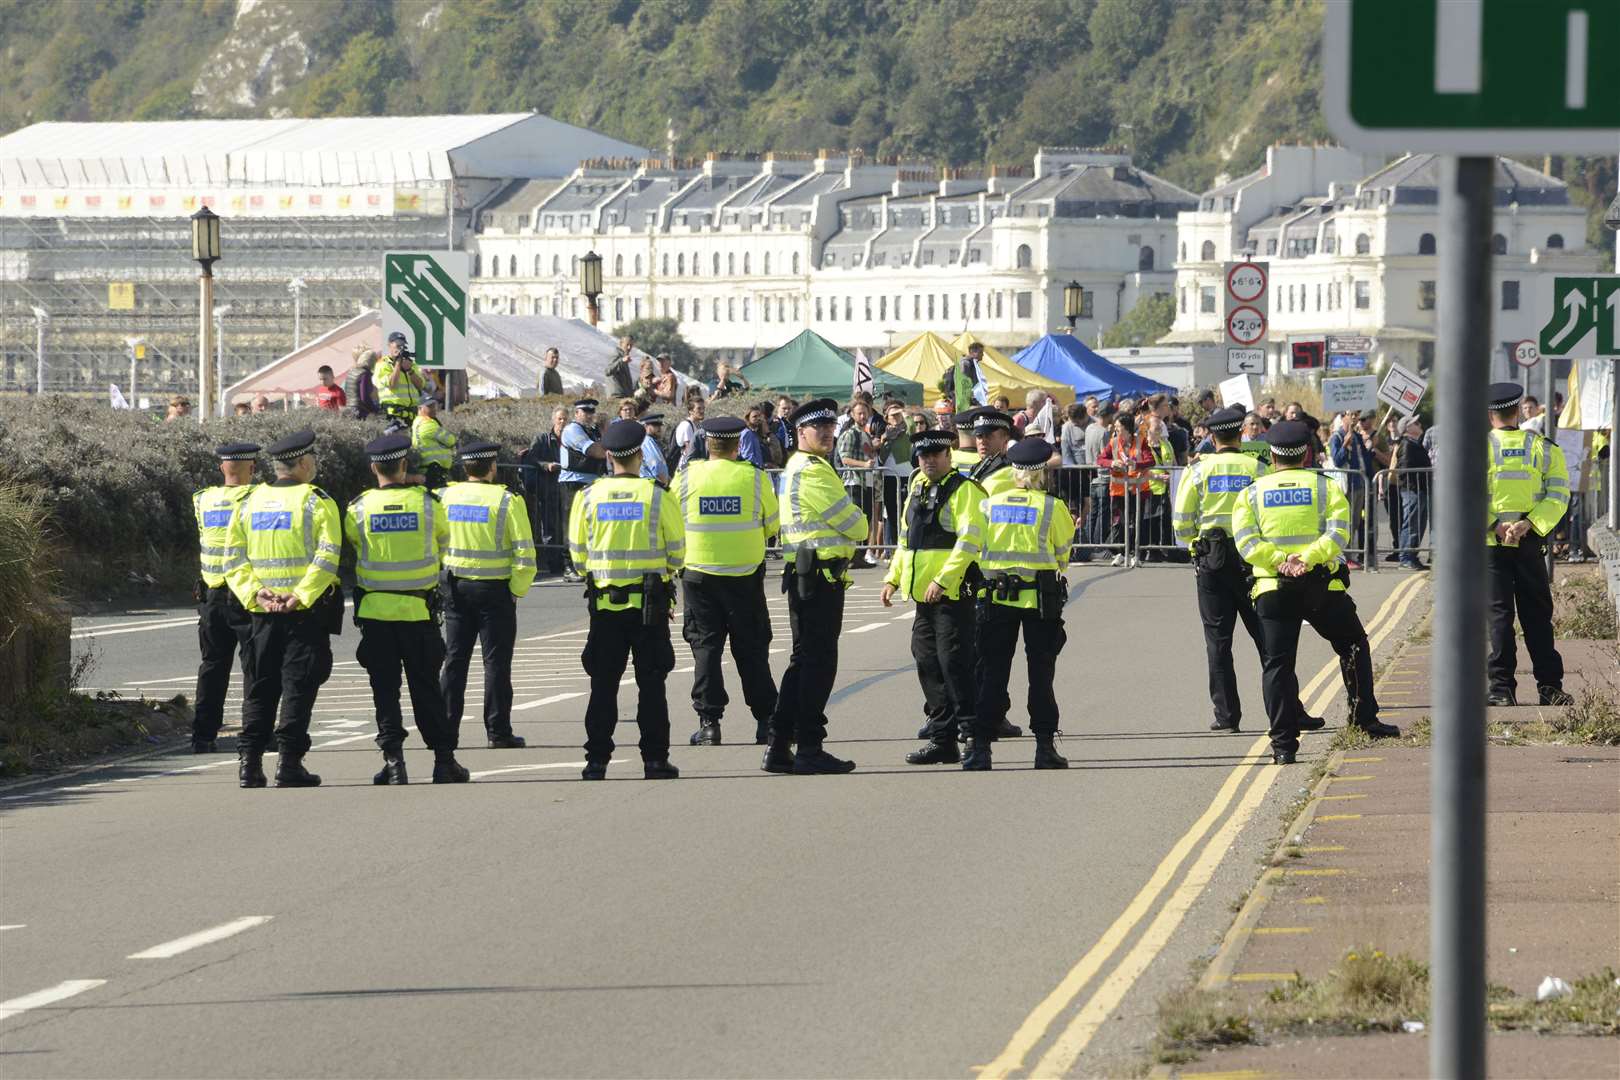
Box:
[5,566,1428,1077]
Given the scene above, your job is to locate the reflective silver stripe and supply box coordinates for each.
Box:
[1496,511,1527,522]
[686,561,762,575]
[221,555,247,571]
[1544,477,1569,489]
[781,522,839,537]
[753,469,765,525]
[823,495,855,520]
[303,493,318,566]
[791,535,856,551]
[447,566,511,580]
[254,556,308,569]
[359,572,437,590]
[1262,533,1319,545]
[359,556,438,571]
[599,548,667,560]
[684,520,763,533]
[1171,513,1198,524]
[447,547,507,559]
[260,572,301,585]
[199,544,230,557]
[587,567,654,582]
[1489,429,1503,467]
[1542,490,1569,505]
[495,493,511,552]
[1233,526,1259,544]
[1324,528,1349,547]
[647,484,663,557]
[1036,494,1054,554]
[976,563,1056,578]
[1315,475,1328,534]
[1495,469,1533,481]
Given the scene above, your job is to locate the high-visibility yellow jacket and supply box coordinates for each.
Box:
[1240,438,1272,467]
[412,414,457,470]
[884,470,987,601]
[373,356,423,412]
[675,458,779,576]
[1231,468,1351,597]
[971,454,1019,497]
[1172,449,1265,544]
[568,474,684,612]
[344,485,449,621]
[225,480,342,613]
[950,448,979,476]
[978,486,1074,610]
[1486,427,1569,544]
[779,451,867,580]
[439,480,536,597]
[1148,438,1174,496]
[193,483,255,588]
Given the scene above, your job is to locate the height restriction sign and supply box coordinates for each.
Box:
[1223,260,1269,359]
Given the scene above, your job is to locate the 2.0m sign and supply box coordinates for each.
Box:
[1539,276,1619,358]
[383,251,470,370]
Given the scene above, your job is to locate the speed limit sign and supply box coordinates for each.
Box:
[1512,340,1541,368]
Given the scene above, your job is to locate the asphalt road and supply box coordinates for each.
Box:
[4,565,1429,1078]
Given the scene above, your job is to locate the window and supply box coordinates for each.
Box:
[1354,233,1370,255]
[677,253,685,276]
[614,298,623,321]
[1080,293,1093,318]
[763,297,771,322]
[1315,283,1321,310]
[792,252,800,273]
[661,253,669,277]
[1179,242,1187,261]
[864,298,872,321]
[927,295,935,320]
[995,292,1003,319]
[474,254,483,277]
[1265,238,1278,255]
[553,255,561,274]
[1418,233,1436,255]
[678,299,686,321]
[743,298,751,321]
[913,295,921,320]
[763,253,771,275]
[829,297,837,322]
[949,249,959,265]
[491,256,499,278]
[1354,280,1370,309]
[1138,246,1155,272]
[1502,280,1520,310]
[634,254,643,276]
[792,297,799,321]
[1546,233,1565,249]
[923,250,935,265]
[1199,286,1216,313]
[972,293,981,320]
[777,298,785,322]
[1015,291,1032,319]
[728,298,736,322]
[571,255,579,275]
[1286,286,1293,312]
[509,255,517,277]
[744,253,751,275]
[880,296,887,321]
[661,299,669,318]
[1418,280,1435,310]
[1492,233,1507,255]
[633,298,641,319]
[844,297,852,321]
[1200,240,1216,261]
[941,294,949,320]
[551,297,561,316]
[1180,288,1187,314]
[713,253,721,275]
[692,300,700,322]
[535,256,542,275]
[714,299,721,321]
[968,248,983,264]
[691,254,700,277]
[1016,244,1033,269]
[728,253,736,275]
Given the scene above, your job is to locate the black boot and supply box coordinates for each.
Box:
[643,759,679,779]
[995,718,1024,740]
[1355,719,1401,739]
[792,747,857,774]
[961,739,992,771]
[1487,691,1518,707]
[581,760,608,780]
[689,720,722,746]
[238,748,266,789]
[373,751,408,785]
[761,740,794,774]
[486,733,526,749]
[432,751,470,784]
[193,738,218,754]
[1297,715,1327,731]
[1209,718,1240,732]
[1273,748,1298,765]
[905,740,960,765]
[754,720,769,745]
[1538,684,1575,706]
[1033,736,1069,770]
[274,753,321,788]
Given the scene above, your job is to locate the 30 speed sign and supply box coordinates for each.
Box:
[1227,306,1266,346]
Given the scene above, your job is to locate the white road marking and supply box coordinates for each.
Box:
[892,610,915,621]
[847,621,889,634]
[128,916,273,959]
[71,617,197,641]
[513,691,586,712]
[311,732,377,749]
[0,979,107,1022]
[0,924,25,931]
[469,761,587,779]
[522,628,590,641]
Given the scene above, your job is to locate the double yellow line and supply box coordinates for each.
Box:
[979,573,1430,1078]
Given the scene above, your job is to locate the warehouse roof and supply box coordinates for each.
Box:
[0,113,649,188]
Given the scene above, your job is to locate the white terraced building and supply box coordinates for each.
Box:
[469,148,1197,362]
[1164,145,1604,382]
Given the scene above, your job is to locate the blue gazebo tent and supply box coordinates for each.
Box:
[1009,333,1176,400]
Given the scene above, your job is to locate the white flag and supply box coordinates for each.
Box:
[1030,396,1056,437]
[109,383,130,409]
[852,347,874,397]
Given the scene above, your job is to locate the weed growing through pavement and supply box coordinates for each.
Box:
[1551,569,1618,639]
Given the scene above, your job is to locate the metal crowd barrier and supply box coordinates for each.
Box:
[1370,466,1435,568]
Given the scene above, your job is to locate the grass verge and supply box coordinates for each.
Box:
[1551,567,1618,640]
[0,652,192,777]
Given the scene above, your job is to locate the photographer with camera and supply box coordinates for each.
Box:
[374,331,428,426]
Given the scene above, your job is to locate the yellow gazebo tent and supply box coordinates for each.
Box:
[878,331,1072,407]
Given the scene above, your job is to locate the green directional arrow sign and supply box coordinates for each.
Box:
[383,251,469,369]
[1325,0,1620,152]
[1539,276,1620,358]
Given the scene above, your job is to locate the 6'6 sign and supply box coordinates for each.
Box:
[1222,260,1270,352]
[1227,306,1266,346]
[1226,262,1267,303]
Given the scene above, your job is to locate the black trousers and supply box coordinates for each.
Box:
[768,570,845,750]
[582,607,675,762]
[357,618,454,752]
[975,602,1065,737]
[193,585,253,742]
[1255,582,1379,755]
[916,597,982,743]
[682,567,778,725]
[240,610,333,755]
[441,578,519,739]
[1195,556,1264,728]
[1487,537,1564,695]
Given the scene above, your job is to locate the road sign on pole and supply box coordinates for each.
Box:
[1324,0,1620,152]
[1223,260,1269,377]
[383,251,469,370]
[1226,348,1264,375]
[1511,340,1541,368]
[1536,275,1620,357]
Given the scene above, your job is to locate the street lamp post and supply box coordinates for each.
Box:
[580,250,604,327]
[191,206,222,421]
[288,277,306,349]
[29,305,49,395]
[214,305,232,416]
[1063,281,1085,331]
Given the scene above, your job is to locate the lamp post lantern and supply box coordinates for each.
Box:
[1063,280,1085,331]
[29,305,49,395]
[191,206,222,420]
[579,250,604,327]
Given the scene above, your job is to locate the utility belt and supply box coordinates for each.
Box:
[1274,562,1350,596]
[586,572,675,626]
[682,564,765,586]
[350,584,441,627]
[976,568,1065,620]
[1190,529,1238,574]
[782,556,850,599]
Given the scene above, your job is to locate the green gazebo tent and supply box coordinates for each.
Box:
[741,330,924,406]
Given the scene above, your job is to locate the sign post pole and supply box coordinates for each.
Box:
[1432,155,1492,1080]
[1611,359,1620,528]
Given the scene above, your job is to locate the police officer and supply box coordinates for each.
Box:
[1484,382,1573,706]
[963,406,1024,740]
[1173,407,1270,733]
[676,415,780,747]
[568,419,685,780]
[559,398,607,582]
[411,396,457,489]
[976,438,1074,769]
[439,439,537,749]
[881,429,992,769]
[345,433,467,785]
[765,398,868,776]
[224,430,343,789]
[191,441,260,753]
[1230,421,1399,765]
[374,331,427,425]
[948,409,980,475]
